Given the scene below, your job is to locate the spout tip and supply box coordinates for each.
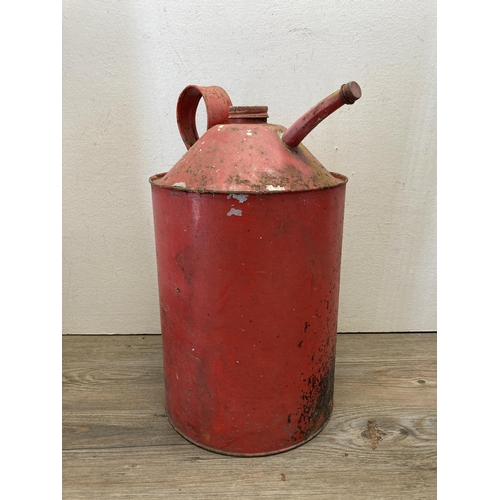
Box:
[341,81,362,104]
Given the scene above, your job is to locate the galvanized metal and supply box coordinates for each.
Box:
[150,82,361,456]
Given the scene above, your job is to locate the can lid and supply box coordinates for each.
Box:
[228,106,269,121]
[151,121,347,194]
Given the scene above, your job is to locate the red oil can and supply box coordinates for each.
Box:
[150,82,361,456]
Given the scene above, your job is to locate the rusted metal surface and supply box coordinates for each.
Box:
[151,122,346,194]
[228,105,268,123]
[154,82,360,195]
[150,82,361,456]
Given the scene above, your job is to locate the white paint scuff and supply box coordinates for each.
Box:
[227,194,248,203]
[266,185,286,191]
[171,181,186,188]
[227,208,242,217]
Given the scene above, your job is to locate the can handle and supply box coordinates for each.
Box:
[176,85,233,150]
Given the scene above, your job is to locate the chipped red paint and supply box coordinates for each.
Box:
[150,83,361,456]
[153,121,343,194]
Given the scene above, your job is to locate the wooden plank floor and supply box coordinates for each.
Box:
[63,333,436,499]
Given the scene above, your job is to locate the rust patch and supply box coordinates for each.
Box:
[293,354,335,441]
[280,473,286,481]
[362,420,387,450]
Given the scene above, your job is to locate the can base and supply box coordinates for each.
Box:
[165,412,333,457]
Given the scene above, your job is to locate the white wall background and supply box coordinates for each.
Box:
[62,0,436,334]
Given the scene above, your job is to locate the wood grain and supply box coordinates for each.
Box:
[63,333,436,499]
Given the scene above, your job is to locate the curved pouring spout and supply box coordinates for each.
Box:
[282,81,362,149]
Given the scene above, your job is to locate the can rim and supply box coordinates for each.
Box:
[149,171,348,194]
[165,410,333,457]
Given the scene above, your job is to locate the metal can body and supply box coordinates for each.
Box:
[151,179,346,456]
